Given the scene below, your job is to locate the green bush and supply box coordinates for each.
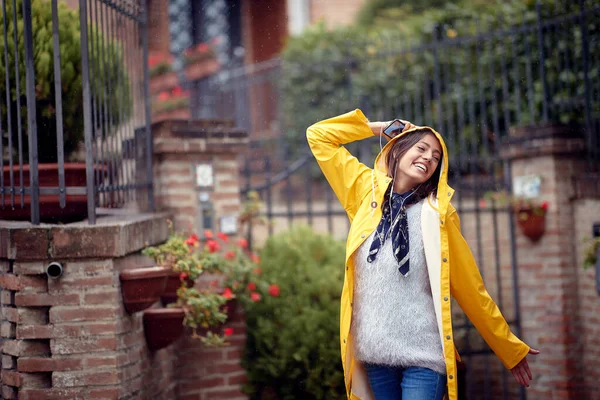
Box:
[281,0,596,170]
[0,0,130,163]
[242,226,346,400]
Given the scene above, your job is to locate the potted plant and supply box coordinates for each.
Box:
[0,0,130,222]
[141,219,276,348]
[119,266,171,313]
[151,86,191,120]
[482,190,549,242]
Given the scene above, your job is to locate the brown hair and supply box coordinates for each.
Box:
[385,128,443,201]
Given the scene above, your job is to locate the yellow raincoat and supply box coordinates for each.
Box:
[306,109,530,400]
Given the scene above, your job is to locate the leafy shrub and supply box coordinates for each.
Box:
[281,0,595,172]
[242,226,346,400]
[0,0,130,162]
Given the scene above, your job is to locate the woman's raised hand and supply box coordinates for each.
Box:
[369,119,416,141]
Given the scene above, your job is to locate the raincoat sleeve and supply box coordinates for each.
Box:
[447,209,531,370]
[306,109,374,221]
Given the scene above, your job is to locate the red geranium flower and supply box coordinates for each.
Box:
[171,86,183,97]
[224,250,235,260]
[184,233,199,246]
[206,239,220,253]
[179,272,188,281]
[250,292,261,302]
[247,282,256,291]
[217,232,228,242]
[540,201,549,211]
[268,284,280,297]
[158,91,169,102]
[250,253,261,264]
[196,42,210,53]
[238,238,248,249]
[224,327,234,336]
[253,267,262,276]
[222,287,233,300]
[204,229,214,239]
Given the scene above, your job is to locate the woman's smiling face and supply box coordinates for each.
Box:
[395,133,442,187]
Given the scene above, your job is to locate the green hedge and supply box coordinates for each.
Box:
[242,226,346,400]
[281,0,595,167]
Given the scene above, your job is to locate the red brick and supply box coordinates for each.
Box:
[51,337,117,355]
[17,325,54,339]
[18,308,49,325]
[18,357,82,372]
[2,306,18,322]
[52,370,119,387]
[2,340,50,357]
[15,293,79,307]
[1,371,22,387]
[0,275,22,291]
[18,388,81,400]
[87,387,119,399]
[13,262,46,275]
[206,362,244,374]
[49,275,115,293]
[49,306,118,323]
[227,372,247,385]
[202,388,246,399]
[11,228,49,260]
[84,356,118,369]
[83,291,120,305]
[52,322,118,338]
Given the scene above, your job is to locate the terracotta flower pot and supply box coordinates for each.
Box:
[516,208,546,242]
[120,267,170,313]
[161,272,194,306]
[143,308,185,350]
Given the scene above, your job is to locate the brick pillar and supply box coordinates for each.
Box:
[501,124,587,399]
[152,119,249,399]
[152,119,248,234]
[0,213,171,399]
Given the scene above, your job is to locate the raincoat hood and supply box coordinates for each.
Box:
[373,125,453,217]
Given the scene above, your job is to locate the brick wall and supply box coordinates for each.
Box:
[0,119,250,399]
[573,198,600,399]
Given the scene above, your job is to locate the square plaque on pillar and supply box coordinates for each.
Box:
[513,175,541,199]
[220,215,238,235]
[195,163,214,189]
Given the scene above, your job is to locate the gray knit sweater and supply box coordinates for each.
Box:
[351,200,446,374]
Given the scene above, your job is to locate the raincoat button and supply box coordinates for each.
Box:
[361,234,365,238]
[344,339,346,343]
[440,220,444,225]
[444,297,448,301]
[346,266,349,270]
[446,335,451,340]
[449,375,454,380]
[448,192,451,196]
[443,258,448,262]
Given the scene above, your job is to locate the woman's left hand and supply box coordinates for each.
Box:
[510,348,539,387]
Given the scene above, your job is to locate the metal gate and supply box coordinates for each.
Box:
[200,1,600,398]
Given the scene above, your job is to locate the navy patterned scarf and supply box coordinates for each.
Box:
[367,188,420,276]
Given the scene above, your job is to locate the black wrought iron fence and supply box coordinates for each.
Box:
[0,0,153,225]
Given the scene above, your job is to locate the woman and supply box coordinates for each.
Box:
[306,109,538,400]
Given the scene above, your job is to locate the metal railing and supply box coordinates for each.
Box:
[198,0,600,172]
[0,0,153,225]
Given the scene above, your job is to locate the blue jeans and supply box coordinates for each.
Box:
[364,364,446,400]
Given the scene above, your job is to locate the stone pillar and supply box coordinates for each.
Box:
[501,124,588,399]
[152,118,248,235]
